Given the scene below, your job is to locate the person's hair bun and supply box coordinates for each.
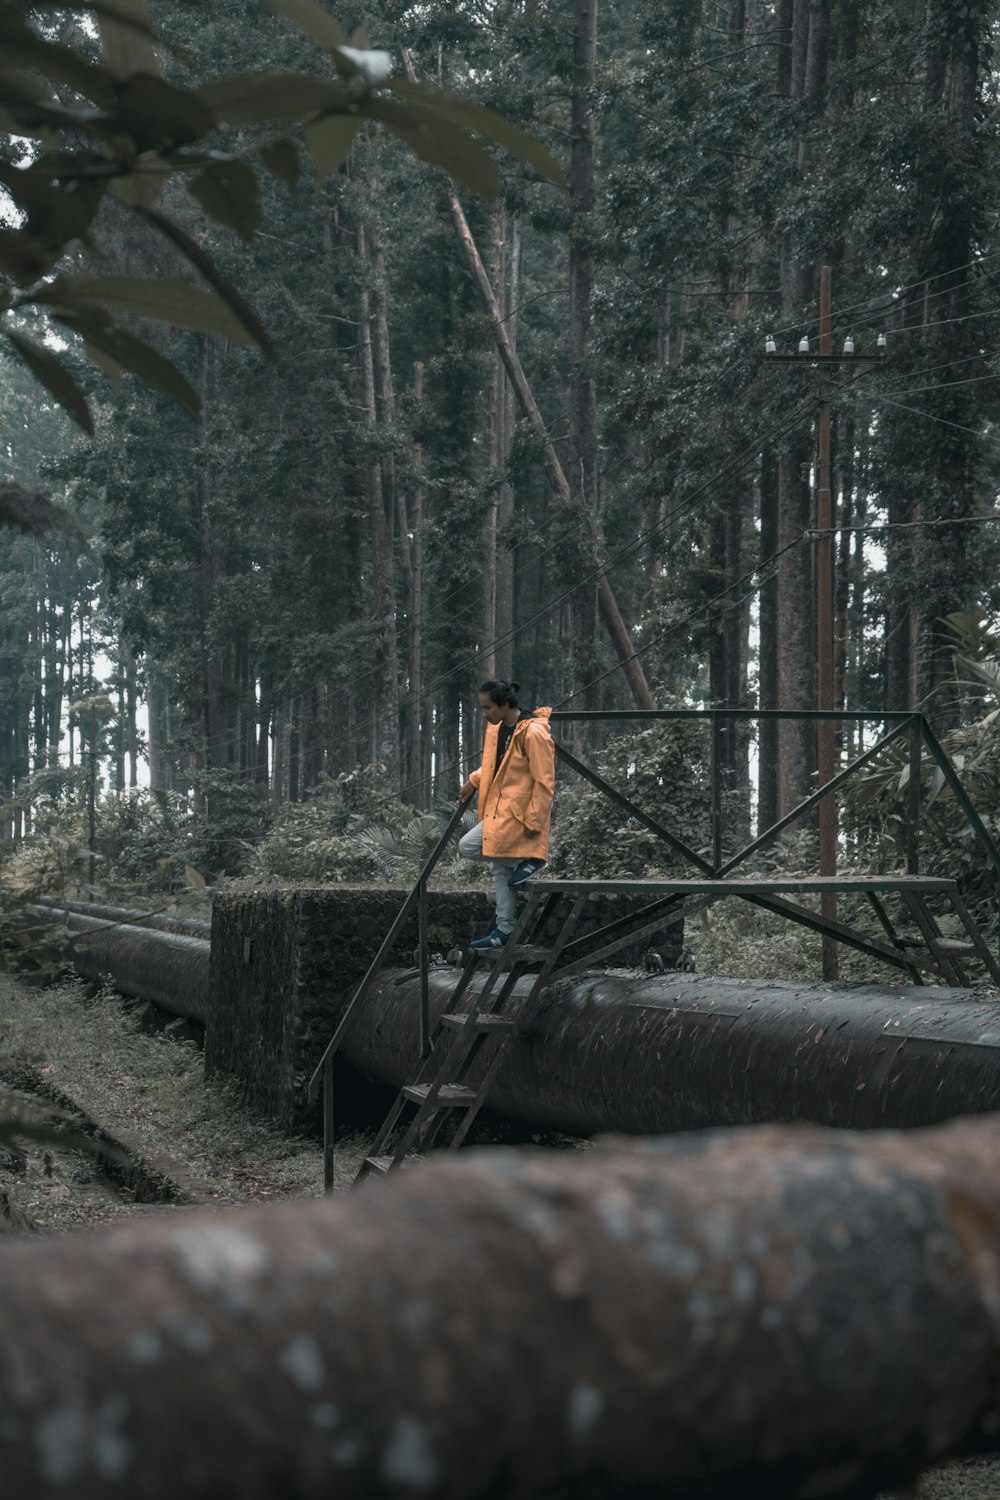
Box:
[509,680,520,694]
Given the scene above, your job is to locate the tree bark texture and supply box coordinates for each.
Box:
[776,449,814,816]
[568,0,603,751]
[757,444,780,833]
[6,1117,1000,1497]
[357,215,401,791]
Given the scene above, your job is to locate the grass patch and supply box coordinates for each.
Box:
[0,970,371,1234]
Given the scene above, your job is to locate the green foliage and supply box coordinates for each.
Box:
[551,724,719,878]
[0,0,565,434]
[241,769,452,884]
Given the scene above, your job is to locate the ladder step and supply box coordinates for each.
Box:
[440,1011,517,1032]
[364,1154,423,1175]
[472,943,550,963]
[402,1083,478,1107]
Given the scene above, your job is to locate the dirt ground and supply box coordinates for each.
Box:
[2,968,1000,1496]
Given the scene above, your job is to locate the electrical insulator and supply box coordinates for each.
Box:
[765,334,776,354]
[798,336,810,354]
[843,334,855,354]
[877,332,887,351]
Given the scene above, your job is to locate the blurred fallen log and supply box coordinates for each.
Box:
[2,1116,1000,1497]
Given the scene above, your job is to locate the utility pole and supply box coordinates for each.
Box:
[766,266,885,979]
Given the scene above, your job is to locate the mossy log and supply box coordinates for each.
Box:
[3,1118,1000,1497]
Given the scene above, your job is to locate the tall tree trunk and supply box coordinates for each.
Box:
[775,0,830,816]
[776,450,814,817]
[758,445,780,834]
[568,0,603,755]
[914,0,984,715]
[495,216,519,685]
[483,210,501,682]
[406,363,426,807]
[358,208,401,793]
[197,338,228,774]
[146,672,164,792]
[46,599,64,771]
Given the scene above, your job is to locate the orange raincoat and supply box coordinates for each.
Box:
[468,707,555,859]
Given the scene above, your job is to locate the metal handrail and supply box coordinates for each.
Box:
[308,794,472,1094]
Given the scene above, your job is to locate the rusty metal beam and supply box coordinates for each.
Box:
[3,1117,1000,1497]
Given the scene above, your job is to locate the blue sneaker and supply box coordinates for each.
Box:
[508,859,547,888]
[470,927,510,951]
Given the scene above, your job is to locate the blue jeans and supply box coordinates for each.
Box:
[458,822,519,934]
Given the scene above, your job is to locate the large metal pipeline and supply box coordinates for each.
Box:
[350,967,1000,1134]
[4,1115,1000,1497]
[13,903,1000,1134]
[31,894,211,940]
[25,903,209,1022]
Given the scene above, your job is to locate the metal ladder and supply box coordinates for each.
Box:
[357,890,584,1180]
[866,883,1000,987]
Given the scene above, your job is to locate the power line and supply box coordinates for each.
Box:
[776,251,1000,338]
[554,535,803,709]
[850,388,1000,445]
[861,345,1000,392]
[813,514,1000,536]
[865,372,1000,399]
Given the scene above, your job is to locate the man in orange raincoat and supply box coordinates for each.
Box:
[458,678,555,950]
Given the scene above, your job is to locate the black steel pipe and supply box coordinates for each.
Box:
[14,904,1000,1137]
[31,895,211,941]
[351,968,1000,1135]
[28,905,209,1023]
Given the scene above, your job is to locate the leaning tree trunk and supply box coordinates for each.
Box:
[397,48,655,713]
